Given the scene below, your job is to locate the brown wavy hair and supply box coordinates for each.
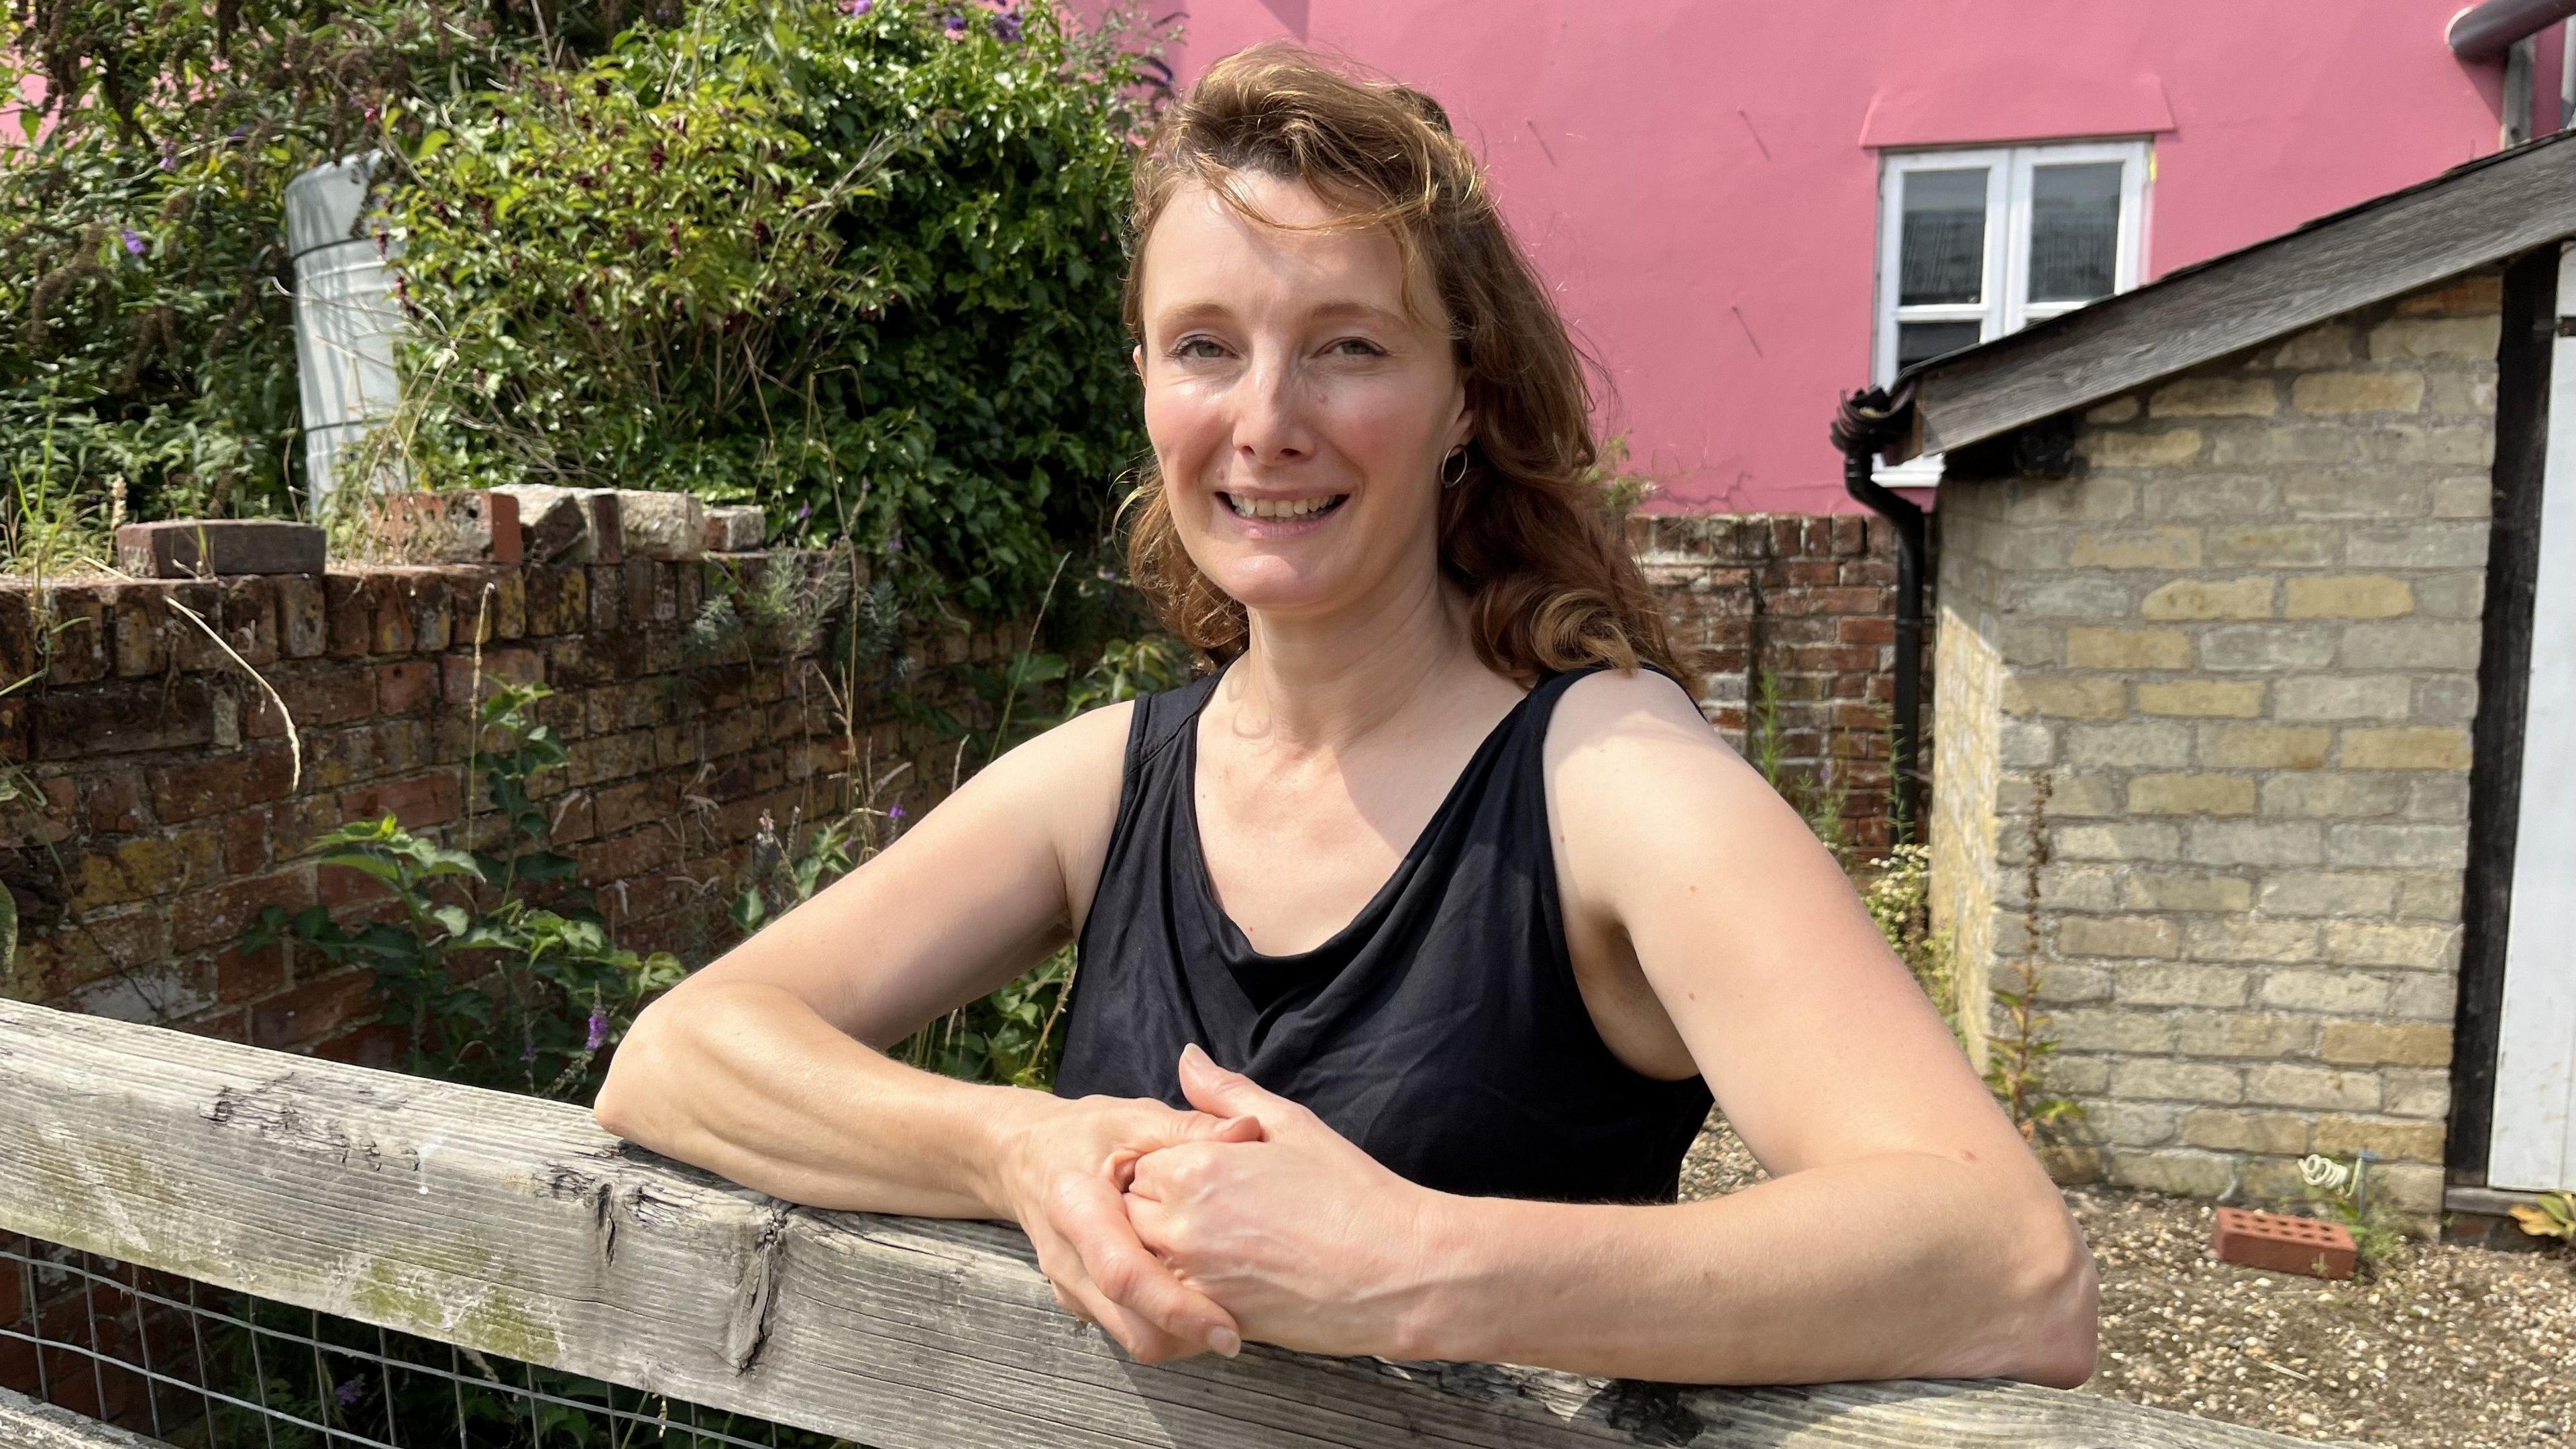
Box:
[1119,43,1683,684]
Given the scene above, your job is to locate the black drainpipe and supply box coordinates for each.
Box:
[1830,386,1926,840]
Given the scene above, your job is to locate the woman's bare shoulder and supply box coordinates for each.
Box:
[964,698,1140,928]
[1538,665,1815,900]
[967,696,1136,814]
[1542,665,1740,775]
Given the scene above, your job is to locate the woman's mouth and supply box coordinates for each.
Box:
[1220,492,1348,522]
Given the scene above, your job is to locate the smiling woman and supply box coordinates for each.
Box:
[593,42,2098,1389]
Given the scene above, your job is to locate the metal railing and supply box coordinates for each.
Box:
[5,1233,828,1448]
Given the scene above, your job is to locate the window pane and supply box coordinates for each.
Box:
[2028,162,2123,304]
[1896,319,1985,371]
[1898,168,1989,306]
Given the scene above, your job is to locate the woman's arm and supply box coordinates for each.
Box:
[1120,670,2096,1384]
[593,704,1253,1364]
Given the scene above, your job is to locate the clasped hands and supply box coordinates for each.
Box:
[995,1042,1442,1365]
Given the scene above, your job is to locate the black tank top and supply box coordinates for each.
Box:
[1055,665,1714,1203]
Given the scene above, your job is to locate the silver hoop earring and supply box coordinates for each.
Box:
[1440,446,1470,488]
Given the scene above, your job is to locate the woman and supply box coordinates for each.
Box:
[594,44,2096,1385]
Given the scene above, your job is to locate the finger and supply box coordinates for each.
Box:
[1195,1112,1269,1144]
[1049,1281,1093,1324]
[1071,1275,1201,1362]
[1126,1142,1203,1201]
[1123,1100,1267,1152]
[1036,1224,1191,1358]
[1124,1192,1175,1255]
[1054,1175,1242,1356]
[1176,1042,1286,1125]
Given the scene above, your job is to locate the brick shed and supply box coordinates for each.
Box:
[1864,132,2576,1220]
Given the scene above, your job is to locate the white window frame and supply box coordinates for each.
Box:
[1872,138,2151,486]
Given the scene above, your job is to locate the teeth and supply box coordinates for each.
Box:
[1226,494,1340,520]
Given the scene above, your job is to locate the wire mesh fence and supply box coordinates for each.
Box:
[3,1234,863,1449]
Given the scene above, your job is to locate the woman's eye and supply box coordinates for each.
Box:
[1328,337,1387,358]
[1169,337,1228,360]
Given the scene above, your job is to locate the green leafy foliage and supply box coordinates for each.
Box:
[378,0,1156,615]
[2,1,1155,625]
[244,682,682,1099]
[1985,965,2083,1142]
[2510,1189,2576,1246]
[0,1,615,519]
[2299,1152,2413,1273]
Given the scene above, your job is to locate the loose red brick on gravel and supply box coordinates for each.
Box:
[2214,1206,2357,1279]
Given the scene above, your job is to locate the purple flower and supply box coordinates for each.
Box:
[521,1039,540,1064]
[994,9,1022,41]
[335,1378,364,1407]
[796,502,812,521]
[121,229,146,257]
[158,145,176,172]
[886,803,907,823]
[943,10,968,36]
[844,0,871,13]
[584,1008,609,1052]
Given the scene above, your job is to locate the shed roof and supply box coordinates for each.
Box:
[1886,128,2576,463]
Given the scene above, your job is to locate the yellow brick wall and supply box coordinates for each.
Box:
[1930,269,2500,1212]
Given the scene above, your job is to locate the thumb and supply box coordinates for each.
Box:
[1177,1042,1282,1124]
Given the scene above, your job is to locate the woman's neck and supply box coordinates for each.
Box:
[1221,561,1511,754]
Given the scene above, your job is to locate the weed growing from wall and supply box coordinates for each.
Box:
[244,682,684,1099]
[1986,770,2082,1142]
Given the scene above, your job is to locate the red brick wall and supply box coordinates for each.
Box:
[0,515,1909,1057]
[1633,513,1914,853]
[0,557,1007,1062]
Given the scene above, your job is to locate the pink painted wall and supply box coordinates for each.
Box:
[1138,1,2525,513]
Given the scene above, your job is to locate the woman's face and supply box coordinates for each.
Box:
[1134,174,1472,625]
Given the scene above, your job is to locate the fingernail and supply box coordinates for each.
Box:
[1181,1042,1210,1067]
[1208,1327,1241,1358]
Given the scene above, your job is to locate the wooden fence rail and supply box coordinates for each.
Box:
[0,1000,2342,1448]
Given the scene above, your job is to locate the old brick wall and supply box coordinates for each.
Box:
[0,517,1916,1064]
[1931,269,2500,1213]
[1635,513,1911,853]
[0,556,1010,1062]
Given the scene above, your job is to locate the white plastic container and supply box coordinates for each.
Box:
[285,152,408,517]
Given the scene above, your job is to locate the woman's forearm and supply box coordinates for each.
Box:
[594,977,1045,1220]
[1399,1155,2096,1386]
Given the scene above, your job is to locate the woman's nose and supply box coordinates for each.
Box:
[1232,351,1313,464]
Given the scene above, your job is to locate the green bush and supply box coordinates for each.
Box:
[2,1,1157,621]
[0,1,593,521]
[379,0,1155,614]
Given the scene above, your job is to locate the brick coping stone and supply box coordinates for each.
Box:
[115,521,327,578]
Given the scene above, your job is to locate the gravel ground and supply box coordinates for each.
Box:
[1676,1119,2576,1448]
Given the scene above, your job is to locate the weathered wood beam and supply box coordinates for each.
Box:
[0,1001,2338,1448]
[1904,133,2576,460]
[0,1387,174,1449]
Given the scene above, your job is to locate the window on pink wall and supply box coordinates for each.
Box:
[1872,139,2151,485]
